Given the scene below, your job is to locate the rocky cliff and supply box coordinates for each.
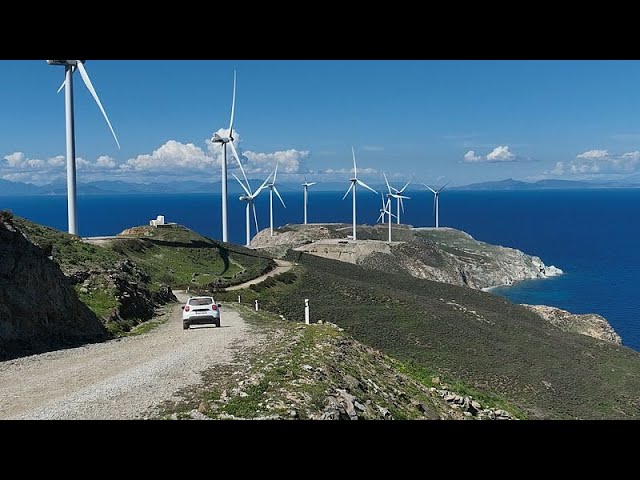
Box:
[251,223,562,290]
[522,304,622,345]
[0,213,107,359]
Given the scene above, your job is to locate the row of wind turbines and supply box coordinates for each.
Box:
[47,62,448,247]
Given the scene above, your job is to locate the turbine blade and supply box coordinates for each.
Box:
[228,70,236,133]
[399,181,411,193]
[273,161,279,185]
[56,65,75,93]
[438,182,450,193]
[377,212,384,223]
[342,182,354,201]
[252,202,259,234]
[308,182,317,186]
[232,172,251,197]
[380,193,386,208]
[400,197,405,214]
[228,140,250,187]
[357,179,377,194]
[75,61,120,149]
[422,183,437,194]
[352,146,357,178]
[254,173,272,197]
[273,186,286,208]
[383,172,392,193]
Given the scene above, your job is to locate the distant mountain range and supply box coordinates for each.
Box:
[2,176,640,196]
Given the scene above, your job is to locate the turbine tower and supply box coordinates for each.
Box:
[342,146,377,240]
[267,161,286,236]
[233,172,271,247]
[211,70,247,243]
[48,60,120,236]
[385,193,397,242]
[302,176,316,225]
[423,183,449,228]
[383,173,411,225]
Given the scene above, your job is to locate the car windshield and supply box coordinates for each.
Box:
[189,298,213,306]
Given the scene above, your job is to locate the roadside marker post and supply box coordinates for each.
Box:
[305,299,310,325]
[238,295,241,303]
[255,299,259,311]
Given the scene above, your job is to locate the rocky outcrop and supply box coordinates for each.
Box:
[253,223,562,291]
[0,213,107,360]
[521,304,622,344]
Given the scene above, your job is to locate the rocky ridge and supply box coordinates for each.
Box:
[0,212,107,359]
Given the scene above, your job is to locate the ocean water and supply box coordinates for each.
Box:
[2,188,639,351]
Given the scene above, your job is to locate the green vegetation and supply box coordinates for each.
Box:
[76,287,118,318]
[114,225,275,290]
[222,251,640,419]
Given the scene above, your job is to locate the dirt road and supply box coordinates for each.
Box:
[225,259,294,291]
[0,291,256,420]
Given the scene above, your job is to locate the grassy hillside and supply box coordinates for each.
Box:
[12,218,275,327]
[216,251,640,419]
[112,225,276,290]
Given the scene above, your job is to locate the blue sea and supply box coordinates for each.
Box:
[2,189,639,351]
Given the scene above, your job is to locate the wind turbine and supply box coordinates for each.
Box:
[267,161,286,236]
[385,194,398,242]
[342,146,377,240]
[233,172,272,247]
[376,193,387,224]
[383,173,411,225]
[48,60,120,235]
[302,176,316,225]
[423,183,449,228]
[211,70,248,243]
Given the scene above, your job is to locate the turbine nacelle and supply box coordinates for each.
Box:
[47,60,83,66]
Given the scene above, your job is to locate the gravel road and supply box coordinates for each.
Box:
[0,291,256,419]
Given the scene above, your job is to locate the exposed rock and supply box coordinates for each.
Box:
[521,304,622,344]
[251,223,562,291]
[0,215,107,360]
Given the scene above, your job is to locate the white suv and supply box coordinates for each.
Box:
[182,296,221,329]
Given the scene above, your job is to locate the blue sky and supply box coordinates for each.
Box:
[2,59,640,187]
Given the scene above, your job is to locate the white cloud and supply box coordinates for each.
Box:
[547,149,640,177]
[486,145,515,162]
[243,149,310,174]
[47,155,65,167]
[4,152,26,167]
[123,140,215,172]
[96,155,116,168]
[463,150,482,162]
[576,149,609,159]
[463,145,517,163]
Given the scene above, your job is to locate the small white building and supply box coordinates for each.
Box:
[150,215,165,227]
[150,215,177,228]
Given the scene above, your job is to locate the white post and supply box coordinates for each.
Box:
[237,295,241,303]
[435,194,439,229]
[255,299,259,311]
[304,299,310,325]
[397,196,400,225]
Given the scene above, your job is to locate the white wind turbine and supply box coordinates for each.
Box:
[267,161,286,236]
[211,70,247,243]
[376,193,387,224]
[383,173,411,225]
[384,193,398,242]
[48,60,120,235]
[342,146,378,240]
[423,182,449,228]
[302,176,316,225]
[233,172,272,247]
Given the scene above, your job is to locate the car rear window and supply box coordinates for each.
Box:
[189,298,213,306]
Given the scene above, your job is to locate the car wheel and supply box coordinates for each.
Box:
[215,319,220,328]
[183,322,189,330]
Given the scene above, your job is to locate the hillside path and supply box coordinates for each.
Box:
[0,291,257,419]
[225,259,294,291]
